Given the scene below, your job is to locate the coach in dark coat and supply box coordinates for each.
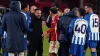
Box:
[29,8,44,56]
[2,1,28,55]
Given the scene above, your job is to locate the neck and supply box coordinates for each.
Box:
[79,16,83,18]
[52,14,56,17]
[23,10,27,13]
[89,10,93,14]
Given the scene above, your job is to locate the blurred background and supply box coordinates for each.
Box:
[0,0,100,18]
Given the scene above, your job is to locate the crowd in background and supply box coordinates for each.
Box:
[0,1,100,56]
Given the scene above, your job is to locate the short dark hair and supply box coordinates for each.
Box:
[78,8,86,16]
[85,3,93,9]
[34,8,41,12]
[21,2,28,10]
[49,7,58,14]
[58,8,62,12]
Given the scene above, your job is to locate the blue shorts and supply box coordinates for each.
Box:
[69,44,84,56]
[4,51,8,56]
[87,41,98,48]
[24,38,27,50]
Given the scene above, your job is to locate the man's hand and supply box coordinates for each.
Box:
[42,32,47,37]
[42,37,44,41]
[27,40,29,45]
[45,33,50,39]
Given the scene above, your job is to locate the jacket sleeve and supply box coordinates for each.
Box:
[68,19,75,38]
[21,14,28,33]
[2,15,7,31]
[27,15,33,32]
[59,17,63,30]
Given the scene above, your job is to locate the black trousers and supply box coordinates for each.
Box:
[27,32,32,56]
[0,35,1,50]
[58,42,70,56]
[27,44,31,56]
[96,41,100,56]
[30,38,43,56]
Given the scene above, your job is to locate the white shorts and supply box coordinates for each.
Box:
[8,52,24,56]
[49,41,59,54]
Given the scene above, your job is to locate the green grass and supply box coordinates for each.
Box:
[86,48,91,56]
[42,25,49,56]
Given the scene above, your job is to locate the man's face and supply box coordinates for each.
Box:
[57,11,62,16]
[25,5,29,13]
[30,6,37,13]
[85,6,89,13]
[76,10,80,17]
[64,8,70,14]
[49,11,52,16]
[34,10,41,18]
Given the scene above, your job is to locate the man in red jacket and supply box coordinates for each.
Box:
[42,7,59,56]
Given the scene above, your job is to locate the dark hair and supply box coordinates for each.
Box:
[64,8,70,10]
[21,2,29,10]
[35,8,40,11]
[49,7,58,14]
[78,8,86,16]
[85,3,93,9]
[58,8,62,12]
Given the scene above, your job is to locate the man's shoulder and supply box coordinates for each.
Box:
[85,13,96,18]
[85,14,90,17]
[60,15,72,20]
[75,18,88,23]
[90,13,98,18]
[4,11,11,16]
[71,17,78,23]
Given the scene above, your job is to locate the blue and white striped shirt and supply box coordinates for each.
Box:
[85,13,99,41]
[69,18,88,45]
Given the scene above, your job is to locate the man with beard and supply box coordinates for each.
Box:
[83,3,99,56]
[29,8,44,56]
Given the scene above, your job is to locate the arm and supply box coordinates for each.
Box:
[68,19,74,38]
[42,16,58,37]
[46,17,58,34]
[27,15,33,32]
[21,14,28,33]
[46,23,56,34]
[2,15,6,31]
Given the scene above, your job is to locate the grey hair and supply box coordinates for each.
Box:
[72,7,78,16]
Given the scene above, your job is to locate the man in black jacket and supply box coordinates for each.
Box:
[29,8,44,56]
[2,1,28,56]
